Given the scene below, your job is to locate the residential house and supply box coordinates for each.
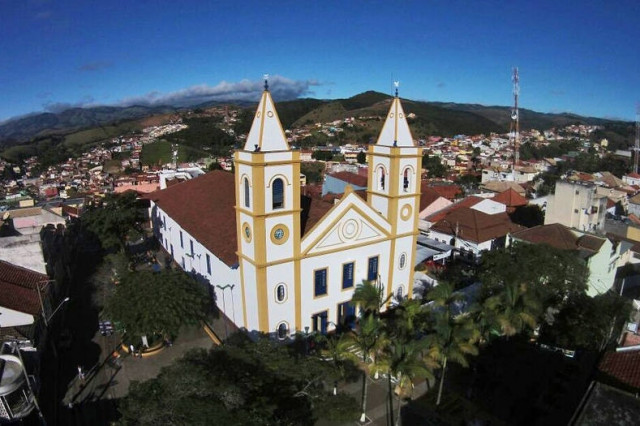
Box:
[427,206,523,260]
[623,172,640,187]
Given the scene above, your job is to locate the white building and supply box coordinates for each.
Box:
[149,87,421,337]
[544,180,607,233]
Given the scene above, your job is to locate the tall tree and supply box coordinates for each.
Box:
[119,337,359,425]
[424,282,480,406]
[106,270,210,339]
[380,339,433,426]
[81,191,144,252]
[343,313,388,423]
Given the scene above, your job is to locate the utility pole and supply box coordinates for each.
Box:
[510,67,520,171]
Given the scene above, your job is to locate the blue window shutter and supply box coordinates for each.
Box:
[342,262,354,289]
[368,256,379,281]
[315,269,327,296]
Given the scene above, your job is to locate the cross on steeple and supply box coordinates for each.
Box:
[263,74,269,91]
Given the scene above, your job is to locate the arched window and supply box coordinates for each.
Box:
[243,177,250,208]
[272,178,284,209]
[276,284,286,303]
[396,285,404,300]
[403,168,410,192]
[378,166,386,190]
[277,322,288,340]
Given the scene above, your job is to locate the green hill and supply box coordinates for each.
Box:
[1,91,635,165]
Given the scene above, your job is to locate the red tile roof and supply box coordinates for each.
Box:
[511,223,579,250]
[430,207,523,244]
[425,196,485,223]
[327,171,368,188]
[429,184,462,200]
[492,188,528,208]
[301,196,334,235]
[577,234,606,252]
[420,182,444,212]
[0,260,49,316]
[148,171,239,267]
[148,171,336,267]
[599,351,640,390]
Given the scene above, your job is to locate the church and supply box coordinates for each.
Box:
[148,83,421,338]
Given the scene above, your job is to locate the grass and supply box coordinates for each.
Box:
[141,140,173,166]
[141,140,206,166]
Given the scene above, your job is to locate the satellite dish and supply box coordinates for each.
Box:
[2,212,10,221]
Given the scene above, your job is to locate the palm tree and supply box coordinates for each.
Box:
[351,280,391,317]
[380,338,434,426]
[344,312,387,423]
[317,333,359,383]
[482,281,541,337]
[425,282,480,406]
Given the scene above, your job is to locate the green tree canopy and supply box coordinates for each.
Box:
[539,292,632,350]
[356,150,366,164]
[81,192,144,252]
[106,270,209,338]
[118,336,359,425]
[479,242,589,307]
[422,155,448,178]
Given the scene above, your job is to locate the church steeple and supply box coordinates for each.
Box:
[242,79,290,152]
[375,85,415,147]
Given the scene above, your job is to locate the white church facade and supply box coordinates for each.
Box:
[148,84,421,337]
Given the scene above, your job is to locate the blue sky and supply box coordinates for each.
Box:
[1,0,638,122]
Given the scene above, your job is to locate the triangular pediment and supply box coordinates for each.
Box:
[302,192,391,256]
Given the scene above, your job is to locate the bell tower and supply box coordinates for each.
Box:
[234,77,301,334]
[367,83,421,301]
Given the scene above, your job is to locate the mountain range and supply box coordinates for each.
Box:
[0,91,630,149]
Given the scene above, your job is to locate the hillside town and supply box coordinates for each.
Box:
[2,96,640,425]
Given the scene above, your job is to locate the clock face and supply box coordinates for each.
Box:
[274,228,284,240]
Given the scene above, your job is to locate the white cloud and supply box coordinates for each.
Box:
[117,75,320,107]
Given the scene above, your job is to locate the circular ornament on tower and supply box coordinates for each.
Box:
[271,224,289,245]
[242,222,252,242]
[400,204,412,220]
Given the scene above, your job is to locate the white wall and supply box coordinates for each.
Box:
[151,202,243,327]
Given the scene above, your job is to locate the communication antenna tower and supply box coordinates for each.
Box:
[510,67,520,170]
[635,104,640,174]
